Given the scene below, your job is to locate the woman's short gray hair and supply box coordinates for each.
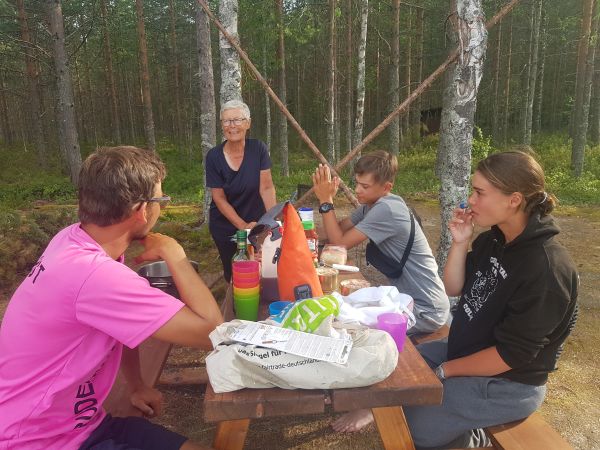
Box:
[220,100,251,120]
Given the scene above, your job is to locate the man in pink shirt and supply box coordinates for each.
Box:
[0,146,222,450]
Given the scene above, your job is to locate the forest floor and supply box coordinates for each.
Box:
[1,200,598,449]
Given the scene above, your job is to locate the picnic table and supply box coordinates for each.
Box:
[203,271,443,450]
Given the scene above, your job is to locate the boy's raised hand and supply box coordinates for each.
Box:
[312,164,340,203]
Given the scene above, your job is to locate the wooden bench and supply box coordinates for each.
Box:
[410,325,573,449]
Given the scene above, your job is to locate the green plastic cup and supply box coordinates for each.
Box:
[233,294,260,321]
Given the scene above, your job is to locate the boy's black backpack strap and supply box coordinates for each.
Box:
[366,210,416,279]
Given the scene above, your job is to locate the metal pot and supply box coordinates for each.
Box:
[137,260,198,300]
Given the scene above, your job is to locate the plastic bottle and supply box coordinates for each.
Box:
[232,229,250,262]
[302,221,319,267]
[261,228,282,302]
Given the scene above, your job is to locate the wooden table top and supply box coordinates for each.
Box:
[204,270,442,423]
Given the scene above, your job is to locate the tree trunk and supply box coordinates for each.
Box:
[46,0,82,184]
[524,0,542,145]
[327,0,337,163]
[591,36,600,145]
[389,0,400,155]
[571,0,596,137]
[413,6,424,130]
[404,6,412,138]
[533,11,547,135]
[135,0,156,152]
[275,0,289,176]
[345,0,353,155]
[436,0,487,271]
[219,0,242,104]
[353,0,369,151]
[124,70,137,143]
[196,3,216,226]
[169,0,183,144]
[491,21,502,145]
[74,59,88,143]
[17,0,46,165]
[572,2,599,177]
[100,0,121,144]
[0,72,13,145]
[262,41,271,152]
[502,14,513,146]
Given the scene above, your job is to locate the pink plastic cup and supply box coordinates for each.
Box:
[232,272,260,283]
[232,261,260,274]
[377,312,408,352]
[232,277,260,289]
[232,270,260,280]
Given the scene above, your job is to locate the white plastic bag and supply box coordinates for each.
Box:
[206,320,398,393]
[337,286,416,329]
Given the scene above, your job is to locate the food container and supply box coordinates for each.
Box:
[316,266,339,294]
[339,278,371,296]
[137,260,198,300]
[320,245,347,266]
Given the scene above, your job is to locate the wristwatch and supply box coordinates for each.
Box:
[434,364,446,381]
[319,202,335,214]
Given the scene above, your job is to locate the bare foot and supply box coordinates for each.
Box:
[332,409,374,432]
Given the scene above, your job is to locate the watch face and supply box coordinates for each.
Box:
[320,203,334,213]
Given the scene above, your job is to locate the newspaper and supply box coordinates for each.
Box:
[227,321,353,365]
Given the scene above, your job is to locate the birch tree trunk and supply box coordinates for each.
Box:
[436,0,487,271]
[46,0,82,184]
[196,3,216,226]
[135,0,156,152]
[219,0,242,104]
[100,0,121,144]
[352,0,369,151]
[389,0,400,155]
[327,0,337,163]
[275,0,289,176]
[572,3,599,177]
[524,0,542,145]
[17,0,46,165]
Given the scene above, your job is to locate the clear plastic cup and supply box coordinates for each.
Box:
[377,312,408,352]
[298,207,314,222]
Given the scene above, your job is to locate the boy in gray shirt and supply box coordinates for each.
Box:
[312,150,449,432]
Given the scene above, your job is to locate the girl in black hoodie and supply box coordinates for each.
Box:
[404,151,578,449]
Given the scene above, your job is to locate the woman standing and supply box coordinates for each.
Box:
[206,100,276,281]
[404,151,578,448]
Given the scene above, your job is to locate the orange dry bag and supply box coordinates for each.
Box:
[277,203,323,301]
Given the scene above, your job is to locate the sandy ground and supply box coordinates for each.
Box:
[1,201,598,449]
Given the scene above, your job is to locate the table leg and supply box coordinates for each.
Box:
[212,419,250,450]
[372,406,416,450]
